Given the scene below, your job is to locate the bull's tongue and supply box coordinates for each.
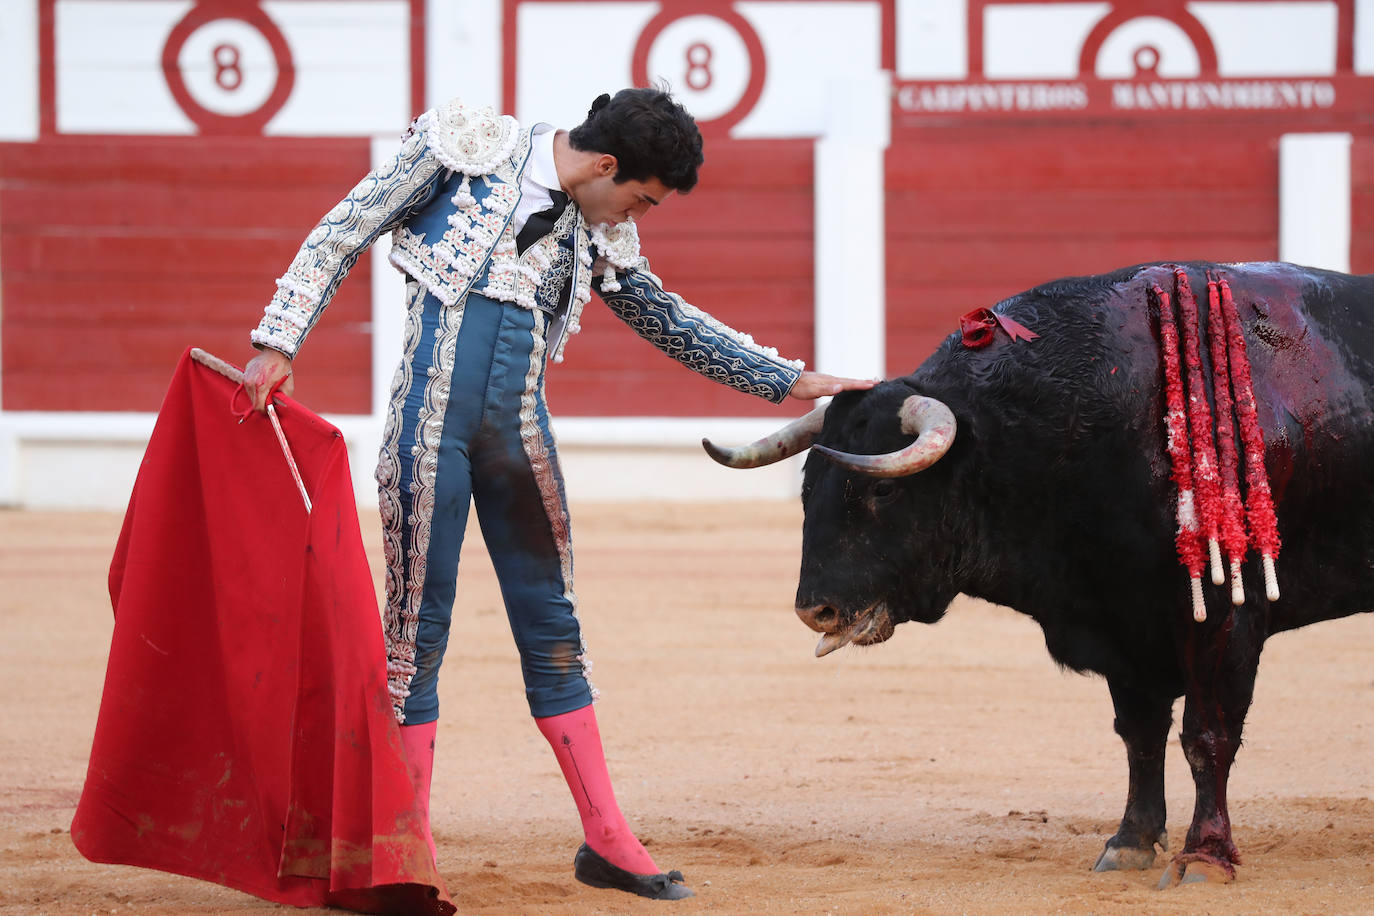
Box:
[815,630,852,657]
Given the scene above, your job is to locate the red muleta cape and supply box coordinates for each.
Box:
[71,348,454,915]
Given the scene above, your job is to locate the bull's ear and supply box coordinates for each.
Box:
[811,396,956,478]
[702,405,829,469]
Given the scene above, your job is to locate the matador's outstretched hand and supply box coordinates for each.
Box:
[788,371,878,400]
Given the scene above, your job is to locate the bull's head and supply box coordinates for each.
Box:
[703,384,959,657]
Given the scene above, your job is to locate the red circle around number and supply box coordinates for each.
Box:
[162,0,295,135]
[630,4,766,137]
[1077,7,1217,76]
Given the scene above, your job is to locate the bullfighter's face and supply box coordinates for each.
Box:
[571,154,673,227]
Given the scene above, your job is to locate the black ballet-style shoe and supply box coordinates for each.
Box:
[572,843,695,900]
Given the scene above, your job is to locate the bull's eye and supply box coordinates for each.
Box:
[871,479,898,502]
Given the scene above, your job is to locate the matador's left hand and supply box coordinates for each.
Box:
[788,371,878,400]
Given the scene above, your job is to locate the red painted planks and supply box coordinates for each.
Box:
[0,136,374,186]
[1,135,374,413]
[1,134,815,416]
[887,188,1277,239]
[2,185,372,232]
[888,123,1279,184]
[884,122,1280,377]
[1352,132,1374,273]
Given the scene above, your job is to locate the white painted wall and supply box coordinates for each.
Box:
[53,0,411,136]
[1189,2,1338,76]
[0,0,40,141]
[984,3,1111,79]
[427,0,502,108]
[513,1,882,138]
[977,1,1342,79]
[814,71,889,381]
[1279,132,1352,272]
[732,1,883,137]
[262,1,411,135]
[515,2,657,124]
[56,0,197,135]
[896,0,966,79]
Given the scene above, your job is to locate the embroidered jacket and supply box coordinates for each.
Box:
[252,98,805,403]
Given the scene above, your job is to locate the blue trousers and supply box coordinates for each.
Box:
[378,282,595,723]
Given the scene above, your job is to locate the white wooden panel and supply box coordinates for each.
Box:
[1189,2,1337,76]
[263,1,410,135]
[0,0,39,140]
[984,3,1111,79]
[427,0,501,109]
[54,0,409,136]
[1280,132,1351,272]
[515,2,657,126]
[733,2,882,137]
[897,0,967,80]
[55,0,197,134]
[514,2,882,139]
[1359,0,1374,75]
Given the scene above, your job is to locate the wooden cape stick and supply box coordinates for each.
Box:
[190,348,313,513]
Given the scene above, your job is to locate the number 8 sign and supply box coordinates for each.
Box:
[161,0,295,135]
[631,5,766,134]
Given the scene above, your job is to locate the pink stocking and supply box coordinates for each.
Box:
[399,721,438,864]
[535,705,659,875]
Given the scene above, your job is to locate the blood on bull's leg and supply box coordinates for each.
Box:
[1160,602,1264,888]
[1094,679,1172,872]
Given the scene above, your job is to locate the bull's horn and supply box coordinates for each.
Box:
[812,395,956,478]
[702,404,829,468]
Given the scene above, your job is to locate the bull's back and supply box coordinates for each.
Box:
[915,262,1374,638]
[1020,262,1374,632]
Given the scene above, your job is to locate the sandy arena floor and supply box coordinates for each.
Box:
[2,501,1372,915]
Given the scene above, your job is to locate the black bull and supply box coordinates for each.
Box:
[704,261,1374,887]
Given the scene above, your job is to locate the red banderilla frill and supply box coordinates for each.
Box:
[1150,281,1207,622]
[1205,272,1250,605]
[1216,275,1282,601]
[1155,269,1282,623]
[1174,269,1225,593]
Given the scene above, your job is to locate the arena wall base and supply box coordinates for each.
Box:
[0,414,802,510]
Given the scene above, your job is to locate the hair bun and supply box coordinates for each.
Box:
[587,93,611,119]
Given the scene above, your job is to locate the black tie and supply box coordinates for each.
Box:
[516,190,570,254]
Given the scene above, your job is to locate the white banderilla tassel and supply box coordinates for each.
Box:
[1190,576,1206,623]
[1262,554,1279,602]
[1229,558,1244,606]
[1208,538,1224,586]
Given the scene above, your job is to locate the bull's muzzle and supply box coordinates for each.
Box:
[797,604,851,657]
[796,602,896,657]
[796,604,841,634]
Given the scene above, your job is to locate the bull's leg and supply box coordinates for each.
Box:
[1158,608,1263,888]
[1093,678,1172,871]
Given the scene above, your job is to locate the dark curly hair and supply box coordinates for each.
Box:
[568,86,704,193]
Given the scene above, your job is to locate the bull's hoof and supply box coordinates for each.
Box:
[1093,830,1167,872]
[1156,854,1236,889]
